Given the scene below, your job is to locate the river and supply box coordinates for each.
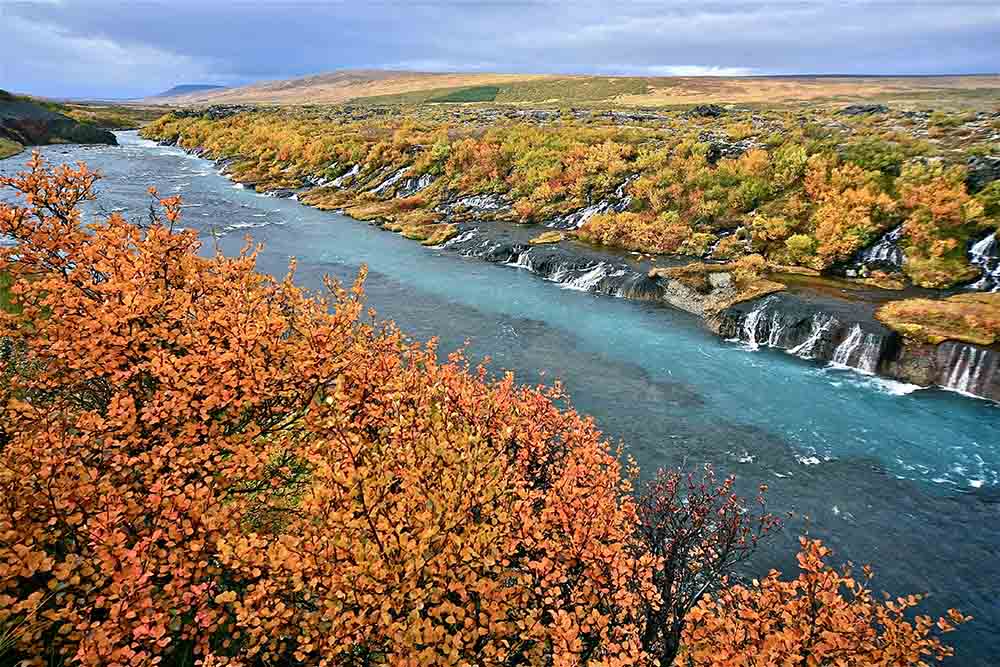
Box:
[3,132,999,664]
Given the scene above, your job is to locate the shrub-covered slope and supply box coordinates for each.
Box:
[142,104,999,290]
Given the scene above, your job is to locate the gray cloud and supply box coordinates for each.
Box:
[2,0,998,99]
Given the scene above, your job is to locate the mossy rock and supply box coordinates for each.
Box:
[529,231,565,245]
[876,292,1000,345]
[401,223,459,246]
[0,137,23,159]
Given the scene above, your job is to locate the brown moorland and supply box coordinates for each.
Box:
[145,69,1000,109]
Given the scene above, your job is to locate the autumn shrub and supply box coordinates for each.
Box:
[579,211,691,254]
[710,234,748,261]
[896,162,985,287]
[0,156,652,666]
[804,155,896,266]
[394,194,426,211]
[841,137,905,176]
[876,292,1000,345]
[682,538,969,667]
[729,254,769,288]
[784,233,819,264]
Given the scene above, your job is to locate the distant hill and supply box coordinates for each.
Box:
[142,70,550,106]
[143,69,1000,109]
[150,84,229,99]
[0,90,117,151]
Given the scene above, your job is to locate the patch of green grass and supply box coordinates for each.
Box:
[428,86,499,103]
[495,77,651,103]
[0,138,23,160]
[352,77,653,106]
[351,86,476,105]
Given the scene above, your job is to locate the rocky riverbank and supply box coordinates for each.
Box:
[160,136,1000,403]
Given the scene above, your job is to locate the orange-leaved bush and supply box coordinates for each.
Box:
[681,537,970,667]
[0,155,652,666]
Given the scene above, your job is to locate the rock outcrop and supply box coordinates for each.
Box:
[838,104,890,116]
[965,155,1000,193]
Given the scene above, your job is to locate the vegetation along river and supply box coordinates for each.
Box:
[3,132,998,665]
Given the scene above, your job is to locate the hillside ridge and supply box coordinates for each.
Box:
[144,68,1000,108]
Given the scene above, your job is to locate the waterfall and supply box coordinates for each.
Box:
[789,313,837,359]
[831,325,882,373]
[969,233,999,292]
[832,325,863,366]
[331,164,360,188]
[740,301,769,349]
[547,175,636,229]
[857,225,906,270]
[367,167,410,196]
[563,263,610,292]
[439,229,478,249]
[855,332,882,374]
[942,345,995,396]
[506,250,534,271]
[766,311,786,348]
[736,299,791,351]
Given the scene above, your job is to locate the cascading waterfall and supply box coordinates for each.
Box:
[831,324,882,373]
[765,311,786,348]
[789,313,837,359]
[506,249,535,271]
[331,164,360,188]
[439,229,478,248]
[547,175,636,229]
[740,301,769,349]
[563,263,610,292]
[736,299,797,352]
[857,225,906,270]
[367,166,410,195]
[969,233,999,292]
[396,173,435,197]
[832,325,863,366]
[943,345,996,396]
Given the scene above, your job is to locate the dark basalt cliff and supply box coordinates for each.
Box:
[711,292,1000,402]
[0,94,117,148]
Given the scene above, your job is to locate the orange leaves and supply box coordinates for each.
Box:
[0,156,649,666]
[579,211,692,254]
[682,538,968,667]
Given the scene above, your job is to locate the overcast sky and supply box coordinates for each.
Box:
[3,0,999,99]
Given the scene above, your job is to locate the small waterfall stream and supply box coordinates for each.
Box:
[788,313,837,359]
[969,233,999,292]
[941,344,999,396]
[830,324,883,374]
[546,175,637,229]
[740,301,768,349]
[857,225,905,269]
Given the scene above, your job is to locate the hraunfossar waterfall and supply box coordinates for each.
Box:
[3,131,1000,665]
